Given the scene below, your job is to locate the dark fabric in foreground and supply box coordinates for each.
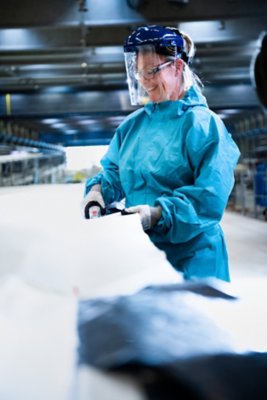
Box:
[77,282,267,399]
[120,352,267,400]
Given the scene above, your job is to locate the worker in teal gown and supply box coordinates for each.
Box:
[83,25,240,282]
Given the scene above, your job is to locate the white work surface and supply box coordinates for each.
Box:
[0,184,180,400]
[0,184,266,400]
[0,184,181,297]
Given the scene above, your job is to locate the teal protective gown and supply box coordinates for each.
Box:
[85,86,240,281]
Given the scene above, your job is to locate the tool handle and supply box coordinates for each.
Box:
[84,201,105,219]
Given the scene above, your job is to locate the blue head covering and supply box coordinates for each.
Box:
[124,25,190,63]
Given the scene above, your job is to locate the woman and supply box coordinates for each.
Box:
[83,25,240,281]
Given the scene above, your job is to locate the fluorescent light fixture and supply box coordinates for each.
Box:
[42,118,60,124]
[52,123,66,129]
[65,130,77,135]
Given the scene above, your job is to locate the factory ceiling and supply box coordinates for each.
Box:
[0,0,267,147]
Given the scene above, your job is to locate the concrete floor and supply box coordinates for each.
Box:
[0,183,266,400]
[221,210,267,281]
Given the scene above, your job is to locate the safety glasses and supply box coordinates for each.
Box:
[134,60,173,80]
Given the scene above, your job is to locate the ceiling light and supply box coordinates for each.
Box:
[42,118,59,124]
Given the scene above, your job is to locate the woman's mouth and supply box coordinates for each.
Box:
[146,86,157,93]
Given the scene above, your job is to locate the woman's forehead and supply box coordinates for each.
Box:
[137,52,165,66]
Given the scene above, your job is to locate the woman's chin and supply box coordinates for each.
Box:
[147,89,168,103]
[148,92,162,103]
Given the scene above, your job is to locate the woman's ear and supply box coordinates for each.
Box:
[174,59,184,76]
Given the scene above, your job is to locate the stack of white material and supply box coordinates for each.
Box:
[0,184,179,400]
[0,184,180,297]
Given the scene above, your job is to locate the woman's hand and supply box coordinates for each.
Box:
[81,184,105,218]
[125,205,162,231]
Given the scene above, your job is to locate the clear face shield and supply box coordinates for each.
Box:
[124,51,148,106]
[124,45,174,106]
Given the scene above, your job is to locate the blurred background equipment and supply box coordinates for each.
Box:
[0,0,266,219]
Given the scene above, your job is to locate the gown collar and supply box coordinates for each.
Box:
[144,85,208,117]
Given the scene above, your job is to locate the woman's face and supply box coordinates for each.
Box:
[136,52,183,103]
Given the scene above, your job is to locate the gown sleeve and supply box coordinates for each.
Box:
[152,111,240,244]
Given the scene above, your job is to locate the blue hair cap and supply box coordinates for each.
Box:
[124,25,184,53]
